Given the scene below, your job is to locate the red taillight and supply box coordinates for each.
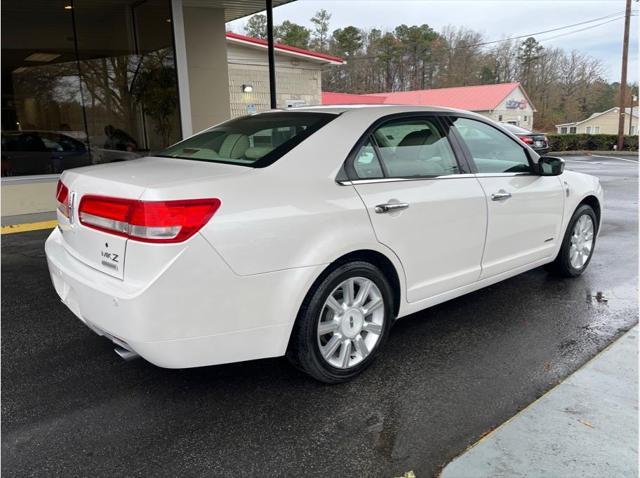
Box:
[56,180,70,218]
[517,134,534,145]
[78,196,221,243]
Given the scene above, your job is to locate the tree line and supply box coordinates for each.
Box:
[239,10,636,131]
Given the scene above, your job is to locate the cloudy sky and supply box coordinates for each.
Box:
[228,0,638,83]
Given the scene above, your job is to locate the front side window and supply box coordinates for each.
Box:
[367,117,459,178]
[570,127,577,134]
[452,117,531,174]
[158,112,335,167]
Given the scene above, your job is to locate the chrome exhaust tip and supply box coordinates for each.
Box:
[114,345,139,361]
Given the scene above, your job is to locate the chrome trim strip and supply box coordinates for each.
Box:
[338,173,476,186]
[474,172,533,177]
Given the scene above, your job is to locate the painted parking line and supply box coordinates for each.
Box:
[590,154,638,163]
[1,220,57,235]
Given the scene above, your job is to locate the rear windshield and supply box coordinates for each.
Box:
[157,112,336,167]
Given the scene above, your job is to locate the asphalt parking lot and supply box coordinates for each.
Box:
[2,155,638,477]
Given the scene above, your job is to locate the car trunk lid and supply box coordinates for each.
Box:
[58,156,249,279]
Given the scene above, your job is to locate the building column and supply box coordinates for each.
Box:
[171,0,231,136]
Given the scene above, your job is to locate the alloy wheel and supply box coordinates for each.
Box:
[569,214,595,269]
[316,277,385,369]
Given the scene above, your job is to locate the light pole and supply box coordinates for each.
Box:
[616,0,632,150]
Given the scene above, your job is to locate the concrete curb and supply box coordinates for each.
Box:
[439,326,639,478]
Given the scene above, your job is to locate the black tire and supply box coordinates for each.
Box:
[286,261,394,383]
[546,204,598,277]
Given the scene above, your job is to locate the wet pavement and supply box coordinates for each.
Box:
[2,155,638,477]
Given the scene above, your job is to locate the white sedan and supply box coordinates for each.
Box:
[46,106,603,382]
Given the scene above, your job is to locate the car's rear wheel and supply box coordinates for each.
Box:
[287,261,393,383]
[547,204,597,277]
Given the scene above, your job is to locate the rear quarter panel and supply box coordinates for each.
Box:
[194,111,404,277]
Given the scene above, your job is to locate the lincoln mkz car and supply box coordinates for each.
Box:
[46,106,603,382]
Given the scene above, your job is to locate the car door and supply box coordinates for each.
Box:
[346,115,487,303]
[449,116,565,279]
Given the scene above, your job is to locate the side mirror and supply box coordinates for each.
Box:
[537,156,565,176]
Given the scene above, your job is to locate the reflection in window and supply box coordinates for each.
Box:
[453,117,531,174]
[1,0,180,177]
[74,0,180,164]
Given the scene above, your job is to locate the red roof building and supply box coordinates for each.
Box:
[322,83,536,129]
[321,92,386,105]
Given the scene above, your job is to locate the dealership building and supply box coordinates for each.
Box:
[322,82,536,129]
[1,2,533,221]
[2,0,347,219]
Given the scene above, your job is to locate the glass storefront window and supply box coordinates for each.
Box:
[1,0,181,177]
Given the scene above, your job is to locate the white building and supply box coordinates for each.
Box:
[555,107,638,135]
[2,0,347,219]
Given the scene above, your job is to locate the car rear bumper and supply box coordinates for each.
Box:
[45,227,324,368]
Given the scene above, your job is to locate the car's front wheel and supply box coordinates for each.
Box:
[547,204,597,277]
[287,261,394,383]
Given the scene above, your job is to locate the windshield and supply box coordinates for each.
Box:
[157,112,336,167]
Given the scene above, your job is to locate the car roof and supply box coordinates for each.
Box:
[288,104,464,114]
[256,104,484,120]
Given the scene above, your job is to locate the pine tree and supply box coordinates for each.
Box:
[310,9,331,52]
[244,14,267,39]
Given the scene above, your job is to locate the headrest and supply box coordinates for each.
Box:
[218,134,249,159]
[398,129,434,147]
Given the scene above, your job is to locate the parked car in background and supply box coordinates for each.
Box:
[500,123,550,154]
[1,131,92,177]
[46,106,602,383]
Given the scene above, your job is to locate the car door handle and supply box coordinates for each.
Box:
[375,202,410,213]
[491,191,512,201]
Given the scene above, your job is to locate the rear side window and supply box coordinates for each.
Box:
[353,140,384,179]
[368,117,459,178]
[453,117,531,174]
[158,112,336,168]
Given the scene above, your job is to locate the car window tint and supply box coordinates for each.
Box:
[453,117,531,173]
[159,112,336,167]
[353,139,384,179]
[372,118,459,178]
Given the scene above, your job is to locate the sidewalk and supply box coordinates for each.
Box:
[440,326,638,478]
